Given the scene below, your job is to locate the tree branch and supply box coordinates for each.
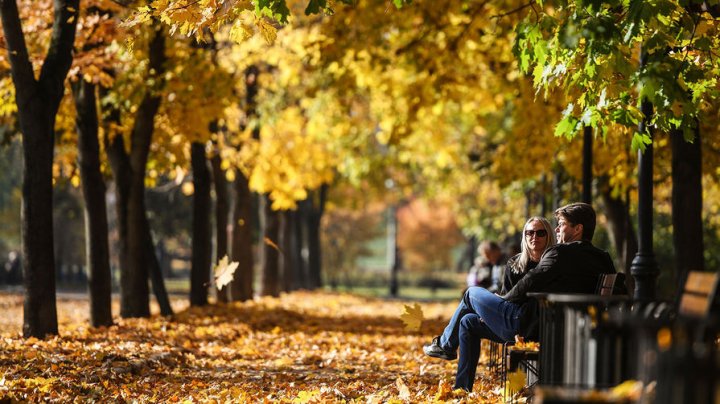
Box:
[491,0,536,20]
[39,0,80,111]
[1,0,38,107]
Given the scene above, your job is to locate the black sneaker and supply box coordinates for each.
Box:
[423,336,457,360]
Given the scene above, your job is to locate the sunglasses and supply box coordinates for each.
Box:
[524,229,548,238]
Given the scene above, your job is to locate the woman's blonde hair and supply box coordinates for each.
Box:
[511,216,556,274]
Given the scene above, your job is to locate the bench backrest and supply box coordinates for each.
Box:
[595,273,627,296]
[678,271,720,318]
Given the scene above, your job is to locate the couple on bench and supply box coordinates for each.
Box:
[424,202,618,391]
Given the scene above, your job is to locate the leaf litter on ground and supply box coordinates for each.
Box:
[0,291,505,402]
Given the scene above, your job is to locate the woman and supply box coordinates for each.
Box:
[500,217,556,294]
[423,217,556,392]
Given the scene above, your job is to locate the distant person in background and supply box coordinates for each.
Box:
[4,251,21,285]
[466,241,506,292]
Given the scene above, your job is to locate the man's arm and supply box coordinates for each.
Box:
[501,247,560,302]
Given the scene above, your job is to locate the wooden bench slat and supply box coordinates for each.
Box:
[679,294,713,317]
[684,272,717,295]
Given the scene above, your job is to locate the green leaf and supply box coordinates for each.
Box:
[393,0,412,8]
[555,108,580,138]
[631,131,652,153]
[255,0,290,23]
[611,105,643,127]
[694,37,712,52]
[584,60,597,78]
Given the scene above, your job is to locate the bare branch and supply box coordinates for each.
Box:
[491,0,537,20]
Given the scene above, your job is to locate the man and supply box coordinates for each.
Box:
[423,202,616,392]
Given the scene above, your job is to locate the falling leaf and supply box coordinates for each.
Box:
[213,255,239,288]
[399,303,423,332]
[263,237,283,254]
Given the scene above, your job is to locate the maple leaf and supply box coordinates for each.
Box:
[213,255,239,289]
[506,369,527,398]
[399,303,423,332]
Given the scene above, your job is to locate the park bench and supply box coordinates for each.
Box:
[495,273,628,401]
[535,270,720,403]
[638,271,720,404]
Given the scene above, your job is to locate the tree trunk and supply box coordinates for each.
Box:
[552,169,563,211]
[106,123,130,296]
[190,142,212,306]
[293,209,308,289]
[19,102,58,338]
[73,79,113,327]
[211,154,229,302]
[582,126,593,204]
[281,210,298,292]
[104,43,170,319]
[227,65,260,301]
[144,213,173,316]
[305,185,327,289]
[229,173,254,301]
[122,28,164,318]
[671,126,704,285]
[261,196,281,297]
[2,0,79,337]
[598,177,638,274]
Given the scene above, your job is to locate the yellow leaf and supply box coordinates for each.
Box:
[434,378,453,401]
[611,380,642,400]
[506,369,526,396]
[256,18,277,44]
[229,19,253,43]
[213,255,239,288]
[399,303,423,332]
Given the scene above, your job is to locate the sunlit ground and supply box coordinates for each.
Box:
[0,290,507,402]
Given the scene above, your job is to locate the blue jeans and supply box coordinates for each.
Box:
[438,287,524,391]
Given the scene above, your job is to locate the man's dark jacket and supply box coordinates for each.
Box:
[502,240,617,337]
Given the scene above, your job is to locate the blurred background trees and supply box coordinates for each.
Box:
[1,0,719,336]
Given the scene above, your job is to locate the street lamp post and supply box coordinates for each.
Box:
[386,179,400,297]
[630,92,659,301]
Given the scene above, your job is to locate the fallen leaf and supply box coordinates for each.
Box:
[396,377,411,400]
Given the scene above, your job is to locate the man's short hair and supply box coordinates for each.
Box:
[554,202,596,241]
[480,241,501,253]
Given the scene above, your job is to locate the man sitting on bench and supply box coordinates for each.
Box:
[423,202,617,392]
